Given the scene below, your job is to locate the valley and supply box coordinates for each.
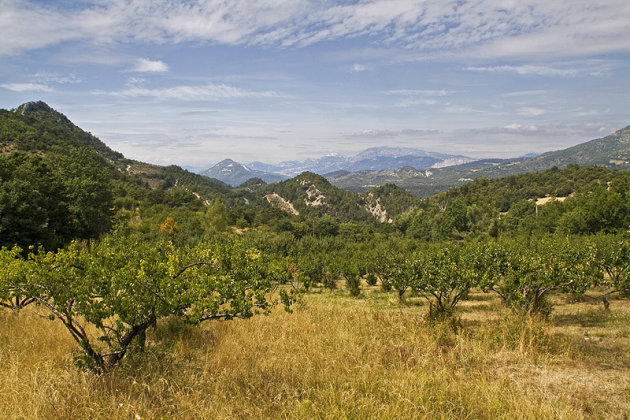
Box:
[3,2,629,417]
[2,102,630,420]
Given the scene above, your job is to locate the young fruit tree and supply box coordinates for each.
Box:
[410,243,481,320]
[16,233,298,372]
[488,236,593,316]
[0,246,36,311]
[591,233,630,308]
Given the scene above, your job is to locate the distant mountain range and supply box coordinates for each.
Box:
[201,147,473,186]
[200,127,630,197]
[245,147,474,176]
[326,126,630,197]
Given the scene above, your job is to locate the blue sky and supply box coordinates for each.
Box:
[1,0,629,167]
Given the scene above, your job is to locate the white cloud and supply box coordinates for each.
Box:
[32,72,82,84]
[131,58,169,73]
[504,124,539,132]
[442,105,474,113]
[344,128,440,139]
[352,64,367,72]
[466,61,613,77]
[95,83,283,101]
[1,83,52,92]
[0,72,81,94]
[500,90,552,97]
[468,8,630,60]
[467,65,578,77]
[383,89,451,97]
[383,89,451,107]
[517,107,546,116]
[125,77,146,87]
[1,0,629,60]
[0,0,78,55]
[394,98,438,108]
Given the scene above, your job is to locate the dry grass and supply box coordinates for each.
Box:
[1,287,630,419]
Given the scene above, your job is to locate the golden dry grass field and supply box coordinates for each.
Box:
[1,284,630,419]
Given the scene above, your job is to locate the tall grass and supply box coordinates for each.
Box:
[1,290,629,419]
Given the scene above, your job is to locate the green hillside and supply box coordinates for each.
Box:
[514,125,630,169]
[3,101,629,250]
[391,164,630,241]
[1,102,122,161]
[258,172,421,224]
[0,102,426,251]
[364,184,422,222]
[1,102,232,200]
[0,102,241,249]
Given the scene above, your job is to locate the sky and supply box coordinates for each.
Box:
[1,0,629,168]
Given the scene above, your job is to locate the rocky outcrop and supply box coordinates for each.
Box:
[265,193,299,215]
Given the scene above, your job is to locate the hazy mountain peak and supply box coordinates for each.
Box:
[215,158,251,171]
[201,158,287,186]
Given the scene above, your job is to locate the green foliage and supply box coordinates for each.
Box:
[0,150,113,250]
[381,253,417,301]
[411,243,476,319]
[366,183,422,218]
[393,166,630,240]
[336,250,365,297]
[204,199,230,232]
[365,273,377,286]
[1,104,122,161]
[487,236,596,316]
[11,233,300,372]
[406,209,433,240]
[314,216,340,237]
[345,275,361,297]
[0,246,35,311]
[591,233,630,297]
[322,265,340,291]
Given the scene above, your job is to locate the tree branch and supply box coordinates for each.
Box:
[490,286,508,302]
[174,262,217,278]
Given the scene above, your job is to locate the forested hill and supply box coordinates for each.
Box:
[256,172,422,224]
[391,164,630,241]
[0,102,242,250]
[513,125,630,170]
[2,101,122,161]
[1,101,231,199]
[427,164,622,210]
